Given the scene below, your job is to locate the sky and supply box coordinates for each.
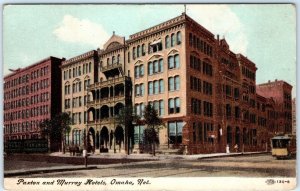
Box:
[3,4,296,97]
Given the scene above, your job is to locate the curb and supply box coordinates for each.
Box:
[198,151,270,160]
[4,166,97,177]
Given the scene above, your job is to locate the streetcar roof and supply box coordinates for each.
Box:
[271,136,291,140]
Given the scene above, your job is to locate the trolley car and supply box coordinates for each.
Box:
[271,134,296,159]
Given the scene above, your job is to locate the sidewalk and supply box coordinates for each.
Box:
[4,151,269,177]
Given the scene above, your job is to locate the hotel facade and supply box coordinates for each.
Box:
[4,57,64,150]
[4,13,293,154]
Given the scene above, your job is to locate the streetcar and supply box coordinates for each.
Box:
[271,134,296,159]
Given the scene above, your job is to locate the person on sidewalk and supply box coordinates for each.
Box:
[234,144,239,153]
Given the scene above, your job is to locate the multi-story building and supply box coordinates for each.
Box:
[6,13,291,155]
[82,13,292,154]
[256,80,293,134]
[86,34,132,153]
[60,50,98,151]
[4,56,64,150]
[292,98,296,135]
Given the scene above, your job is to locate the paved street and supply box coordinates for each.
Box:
[11,154,295,178]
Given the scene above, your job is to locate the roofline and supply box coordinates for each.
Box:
[4,56,64,79]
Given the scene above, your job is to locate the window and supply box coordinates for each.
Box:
[148,59,163,75]
[168,121,183,144]
[176,31,181,45]
[168,97,180,114]
[168,98,174,114]
[226,104,231,117]
[191,98,201,115]
[189,33,193,46]
[171,33,176,47]
[234,88,240,99]
[135,103,144,117]
[169,76,180,91]
[159,59,164,72]
[203,61,213,76]
[128,51,130,63]
[112,56,115,64]
[142,44,146,56]
[168,54,180,69]
[154,80,159,94]
[149,40,163,53]
[148,82,153,95]
[154,60,159,73]
[168,77,174,91]
[148,79,163,95]
[190,76,201,92]
[165,35,170,49]
[159,79,164,93]
[133,47,136,60]
[135,65,144,78]
[203,101,213,117]
[137,45,141,57]
[190,55,201,71]
[159,100,164,116]
[148,62,153,75]
[203,81,213,95]
[135,83,144,97]
[235,106,240,118]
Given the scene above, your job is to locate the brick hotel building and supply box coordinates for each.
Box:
[3,57,64,149]
[4,13,293,154]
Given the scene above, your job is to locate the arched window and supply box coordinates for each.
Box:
[142,44,145,55]
[159,59,164,72]
[128,52,130,63]
[154,80,159,94]
[168,56,174,69]
[175,75,180,90]
[133,47,136,60]
[117,54,120,64]
[189,33,193,46]
[177,31,182,45]
[174,54,180,68]
[107,58,110,65]
[137,45,140,57]
[112,56,115,64]
[159,79,164,93]
[148,62,153,75]
[171,33,176,47]
[165,35,170,49]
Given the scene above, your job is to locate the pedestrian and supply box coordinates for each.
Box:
[234,144,239,153]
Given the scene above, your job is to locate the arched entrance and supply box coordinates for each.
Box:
[115,126,124,151]
[88,127,95,153]
[100,126,109,152]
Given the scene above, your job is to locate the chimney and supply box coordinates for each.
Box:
[217,34,220,44]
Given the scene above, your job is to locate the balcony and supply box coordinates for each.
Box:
[101,63,123,77]
[87,95,126,107]
[87,117,116,125]
[88,76,131,90]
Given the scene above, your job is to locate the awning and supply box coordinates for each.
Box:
[150,39,162,45]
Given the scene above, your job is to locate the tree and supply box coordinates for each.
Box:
[40,119,52,152]
[55,112,71,154]
[39,112,71,153]
[143,104,164,156]
[115,105,140,155]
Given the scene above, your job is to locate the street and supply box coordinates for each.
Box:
[7,154,296,178]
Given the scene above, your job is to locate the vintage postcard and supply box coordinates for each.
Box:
[2,4,297,191]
